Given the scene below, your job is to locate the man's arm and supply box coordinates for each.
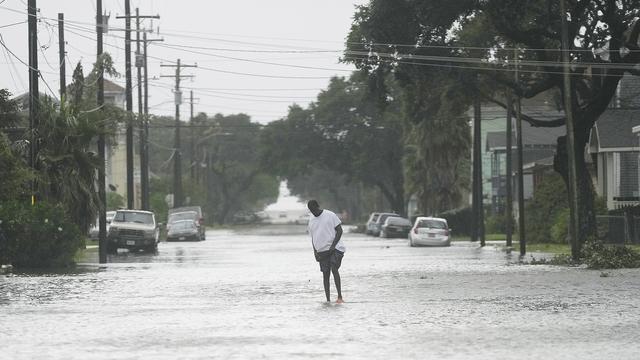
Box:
[329,224,343,251]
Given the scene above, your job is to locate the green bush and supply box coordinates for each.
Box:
[438,207,473,236]
[106,192,125,210]
[0,201,84,268]
[525,173,568,243]
[485,213,515,234]
[582,239,640,269]
[550,208,570,244]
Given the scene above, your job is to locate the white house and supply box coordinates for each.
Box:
[590,109,640,209]
[589,74,640,210]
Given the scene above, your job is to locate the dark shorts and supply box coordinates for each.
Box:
[317,250,344,273]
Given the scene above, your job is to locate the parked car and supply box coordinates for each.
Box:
[168,209,205,240]
[88,211,116,240]
[409,217,451,247]
[166,220,200,242]
[372,212,401,237]
[365,212,380,235]
[107,210,160,253]
[380,217,412,238]
[169,206,205,230]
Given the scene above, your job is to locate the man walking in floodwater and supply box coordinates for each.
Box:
[307,200,345,303]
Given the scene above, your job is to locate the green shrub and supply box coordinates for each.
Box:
[106,191,125,210]
[0,201,84,268]
[582,239,640,269]
[550,208,570,244]
[485,213,515,234]
[525,173,568,243]
[438,207,473,236]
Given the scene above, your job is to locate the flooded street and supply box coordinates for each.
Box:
[2,226,640,359]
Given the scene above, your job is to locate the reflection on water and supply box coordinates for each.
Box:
[1,228,640,359]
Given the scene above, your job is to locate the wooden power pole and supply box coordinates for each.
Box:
[505,91,514,248]
[560,0,581,260]
[161,59,197,208]
[514,49,526,256]
[58,13,65,97]
[27,0,39,205]
[131,8,160,210]
[96,0,107,263]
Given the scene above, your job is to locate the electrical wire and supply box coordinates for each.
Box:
[0,20,27,29]
[54,18,640,79]
[0,33,58,101]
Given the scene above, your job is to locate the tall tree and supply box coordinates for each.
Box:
[35,56,122,232]
[345,0,475,215]
[261,74,407,214]
[345,0,640,252]
[199,113,278,224]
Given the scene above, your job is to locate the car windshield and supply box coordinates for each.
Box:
[387,218,411,226]
[169,211,197,222]
[113,212,153,224]
[417,220,447,229]
[379,214,398,223]
[171,221,195,230]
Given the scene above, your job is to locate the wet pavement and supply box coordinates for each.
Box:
[1,226,640,359]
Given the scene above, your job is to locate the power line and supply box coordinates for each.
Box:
[0,33,58,100]
[54,18,639,79]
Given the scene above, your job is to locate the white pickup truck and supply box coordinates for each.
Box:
[107,210,160,253]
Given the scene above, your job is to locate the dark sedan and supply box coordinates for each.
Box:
[380,217,412,238]
[166,220,200,242]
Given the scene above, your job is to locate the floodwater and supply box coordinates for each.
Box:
[1,226,639,359]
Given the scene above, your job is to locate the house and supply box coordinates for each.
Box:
[101,79,141,209]
[590,109,640,209]
[12,79,141,209]
[589,74,640,210]
[481,91,565,214]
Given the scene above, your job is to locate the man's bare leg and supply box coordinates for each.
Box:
[322,270,331,302]
[332,267,343,303]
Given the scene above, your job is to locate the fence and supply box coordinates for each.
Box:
[594,215,640,245]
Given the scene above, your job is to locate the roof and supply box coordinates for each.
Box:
[103,79,125,93]
[591,108,640,151]
[523,156,555,171]
[617,74,640,108]
[414,216,448,223]
[486,123,565,151]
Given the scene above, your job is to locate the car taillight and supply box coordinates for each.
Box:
[444,229,449,236]
[414,228,418,234]
[199,218,204,225]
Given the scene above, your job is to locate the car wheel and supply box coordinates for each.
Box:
[145,244,157,253]
[107,243,118,254]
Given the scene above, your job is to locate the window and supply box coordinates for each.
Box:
[416,220,447,229]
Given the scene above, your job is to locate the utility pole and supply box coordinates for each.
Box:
[96,0,107,264]
[118,5,160,210]
[27,0,38,205]
[474,98,485,246]
[161,59,197,208]
[132,8,160,210]
[515,48,526,256]
[560,0,580,261]
[115,0,134,209]
[471,98,479,243]
[189,90,200,180]
[136,8,144,210]
[58,13,65,97]
[505,90,514,248]
[141,32,162,210]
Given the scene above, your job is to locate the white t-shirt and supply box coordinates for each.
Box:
[308,210,345,253]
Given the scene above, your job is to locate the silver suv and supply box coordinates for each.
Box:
[107,210,159,253]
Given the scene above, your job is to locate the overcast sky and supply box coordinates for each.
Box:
[0,0,366,123]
